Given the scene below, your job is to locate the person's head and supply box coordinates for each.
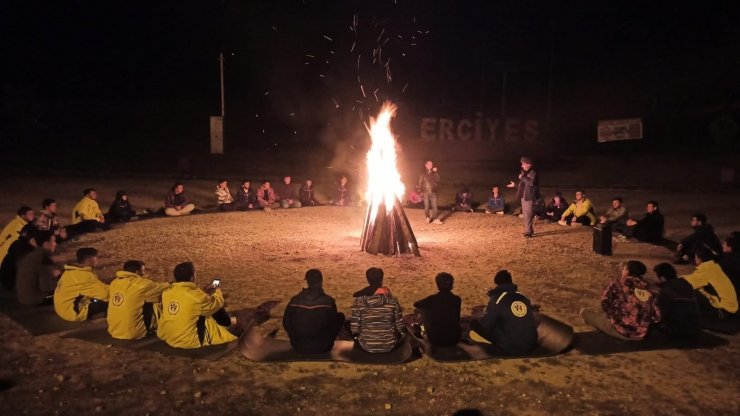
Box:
[339,175,348,186]
[218,179,228,189]
[365,267,384,288]
[574,190,585,202]
[76,247,99,267]
[491,186,500,196]
[173,183,184,194]
[283,176,291,185]
[123,260,146,276]
[241,179,251,189]
[17,206,34,222]
[461,187,470,196]
[305,178,313,187]
[34,231,57,253]
[493,269,513,286]
[435,272,454,292]
[654,262,678,282]
[173,261,195,282]
[647,200,659,213]
[425,160,433,170]
[724,232,740,254]
[83,188,98,200]
[42,198,57,213]
[520,156,532,171]
[262,180,271,189]
[305,268,323,288]
[612,197,623,209]
[691,213,707,228]
[553,191,563,203]
[115,190,128,201]
[622,260,647,278]
[694,244,717,265]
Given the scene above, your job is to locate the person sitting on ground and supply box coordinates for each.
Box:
[675,213,722,264]
[16,231,61,306]
[54,248,109,321]
[107,260,170,340]
[215,179,237,212]
[406,187,424,209]
[581,260,661,340]
[0,206,35,267]
[484,186,506,215]
[36,198,66,238]
[558,190,596,226]
[164,183,196,217]
[276,176,302,209]
[542,192,568,222]
[412,272,462,347]
[235,179,258,211]
[719,232,740,293]
[452,188,475,213]
[256,180,280,212]
[106,190,136,223]
[70,189,111,236]
[351,286,404,353]
[353,267,384,297]
[0,224,37,291]
[283,269,345,354]
[469,270,538,355]
[599,196,629,232]
[157,261,238,348]
[332,175,352,207]
[299,178,321,207]
[682,245,738,318]
[622,200,664,243]
[653,262,700,338]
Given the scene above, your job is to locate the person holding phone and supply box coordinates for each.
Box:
[418,160,442,224]
[157,262,238,349]
[507,157,539,238]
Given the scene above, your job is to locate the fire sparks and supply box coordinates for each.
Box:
[365,102,404,220]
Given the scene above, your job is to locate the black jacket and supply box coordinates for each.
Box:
[0,236,35,290]
[108,194,134,222]
[235,187,257,208]
[634,211,664,243]
[353,285,379,298]
[299,184,319,206]
[418,170,440,193]
[658,278,701,338]
[478,284,538,355]
[681,223,722,256]
[413,291,462,347]
[516,168,539,201]
[283,287,341,354]
[719,252,740,294]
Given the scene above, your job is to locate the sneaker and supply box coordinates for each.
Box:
[433,219,443,225]
[426,217,432,223]
[495,211,504,215]
[518,214,524,218]
[485,210,492,214]
[469,209,474,213]
[524,233,534,239]
[558,220,567,226]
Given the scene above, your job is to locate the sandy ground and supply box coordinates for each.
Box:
[0,177,739,415]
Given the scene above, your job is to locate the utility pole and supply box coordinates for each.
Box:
[219,52,225,117]
[210,52,225,154]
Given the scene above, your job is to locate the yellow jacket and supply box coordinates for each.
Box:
[54,264,109,321]
[683,260,738,313]
[157,282,237,349]
[72,196,103,224]
[107,271,171,339]
[0,215,28,264]
[561,198,597,225]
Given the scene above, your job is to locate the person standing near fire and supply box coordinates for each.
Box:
[418,160,442,224]
[507,157,539,238]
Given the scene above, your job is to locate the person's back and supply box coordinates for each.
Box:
[107,262,170,340]
[658,277,701,338]
[16,246,57,306]
[0,227,35,290]
[283,269,344,354]
[54,248,109,321]
[601,265,661,339]
[413,273,461,347]
[636,210,664,243]
[351,288,404,353]
[682,248,738,315]
[718,234,740,292]
[0,209,32,265]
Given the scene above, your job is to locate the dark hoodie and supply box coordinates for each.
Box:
[351,291,404,353]
[657,278,701,338]
[0,232,35,290]
[633,211,665,243]
[283,287,342,354]
[413,291,462,347]
[680,223,722,257]
[108,191,134,222]
[478,284,538,355]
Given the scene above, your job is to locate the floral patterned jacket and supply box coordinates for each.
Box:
[601,275,661,339]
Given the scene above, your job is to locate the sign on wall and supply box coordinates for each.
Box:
[597,118,643,142]
[420,115,540,142]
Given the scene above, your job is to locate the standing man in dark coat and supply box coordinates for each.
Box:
[507,156,539,238]
[283,269,345,354]
[418,160,442,224]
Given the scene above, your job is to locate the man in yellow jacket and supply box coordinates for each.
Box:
[683,245,738,317]
[67,189,110,238]
[107,260,170,340]
[157,262,238,349]
[559,190,597,226]
[54,248,109,321]
[0,206,35,267]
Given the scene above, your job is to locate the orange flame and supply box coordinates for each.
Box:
[365,102,404,220]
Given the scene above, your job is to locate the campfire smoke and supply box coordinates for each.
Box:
[360,102,420,256]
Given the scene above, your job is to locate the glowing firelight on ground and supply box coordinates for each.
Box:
[365,102,404,221]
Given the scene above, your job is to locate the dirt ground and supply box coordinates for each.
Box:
[0,177,739,415]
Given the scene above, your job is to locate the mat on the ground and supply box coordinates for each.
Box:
[0,290,88,336]
[239,327,413,364]
[574,329,729,355]
[699,317,740,335]
[407,313,574,362]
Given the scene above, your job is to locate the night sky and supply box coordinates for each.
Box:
[2,1,739,152]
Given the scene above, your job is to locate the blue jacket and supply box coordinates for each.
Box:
[487,195,505,212]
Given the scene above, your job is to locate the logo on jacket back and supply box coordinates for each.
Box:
[111,292,124,307]
[168,301,180,315]
[511,301,528,317]
[634,288,651,302]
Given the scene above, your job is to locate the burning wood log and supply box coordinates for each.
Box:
[361,197,420,256]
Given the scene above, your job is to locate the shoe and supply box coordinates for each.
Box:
[433,219,443,225]
[518,214,524,218]
[558,220,567,226]
[485,210,492,214]
[570,222,582,227]
[469,209,474,213]
[524,233,534,239]
[496,211,504,216]
[426,217,432,223]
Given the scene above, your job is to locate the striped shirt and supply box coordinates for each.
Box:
[351,292,404,353]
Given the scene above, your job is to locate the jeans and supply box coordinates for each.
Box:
[521,199,534,235]
[423,192,438,219]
